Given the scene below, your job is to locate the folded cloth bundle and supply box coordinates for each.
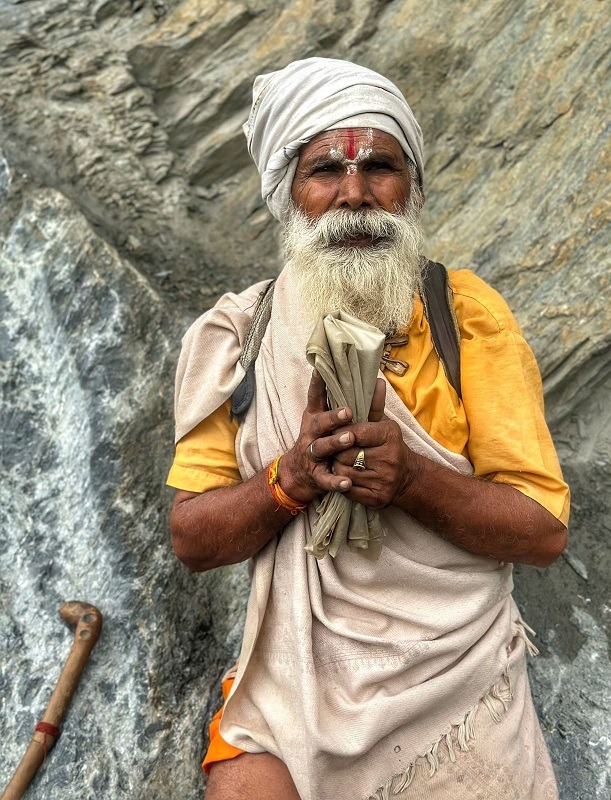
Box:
[305,311,386,559]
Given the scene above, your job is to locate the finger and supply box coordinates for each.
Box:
[312,468,352,494]
[333,422,387,448]
[309,430,355,461]
[333,445,379,467]
[306,372,353,432]
[306,369,328,414]
[310,404,353,437]
[343,486,378,507]
[332,460,375,480]
[368,378,386,422]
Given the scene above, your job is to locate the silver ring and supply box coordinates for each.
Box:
[353,448,366,471]
[309,442,326,462]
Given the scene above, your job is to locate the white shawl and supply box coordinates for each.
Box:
[174,265,525,800]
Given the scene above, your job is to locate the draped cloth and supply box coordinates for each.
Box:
[305,312,385,559]
[244,57,425,221]
[173,264,557,799]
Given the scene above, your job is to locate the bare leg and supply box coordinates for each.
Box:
[206,752,301,800]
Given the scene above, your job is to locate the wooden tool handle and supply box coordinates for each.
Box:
[1,602,102,800]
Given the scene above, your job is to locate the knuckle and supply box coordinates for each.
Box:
[371,484,391,508]
[389,420,402,438]
[370,498,385,510]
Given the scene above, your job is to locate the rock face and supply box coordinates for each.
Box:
[0,1,609,798]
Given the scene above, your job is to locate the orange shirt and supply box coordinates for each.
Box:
[167,269,569,526]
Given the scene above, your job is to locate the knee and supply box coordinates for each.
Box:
[205,753,300,800]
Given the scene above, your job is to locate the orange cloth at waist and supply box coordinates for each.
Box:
[202,674,244,775]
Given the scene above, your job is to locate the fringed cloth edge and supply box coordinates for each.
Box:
[365,622,540,800]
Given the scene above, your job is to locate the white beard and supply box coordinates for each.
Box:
[283,201,425,335]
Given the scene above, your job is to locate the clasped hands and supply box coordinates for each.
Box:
[278,370,416,509]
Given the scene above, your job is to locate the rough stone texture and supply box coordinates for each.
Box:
[0,1,609,798]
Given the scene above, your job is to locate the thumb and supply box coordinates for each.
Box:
[368,378,386,422]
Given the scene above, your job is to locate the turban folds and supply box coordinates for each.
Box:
[244,57,424,221]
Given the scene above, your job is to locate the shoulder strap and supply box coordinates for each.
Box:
[230,279,276,421]
[420,260,462,399]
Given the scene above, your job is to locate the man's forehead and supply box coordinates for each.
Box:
[299,128,405,161]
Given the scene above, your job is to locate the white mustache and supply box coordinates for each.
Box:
[307,209,407,246]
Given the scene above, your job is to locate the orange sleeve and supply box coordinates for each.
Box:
[452,270,570,527]
[166,399,241,493]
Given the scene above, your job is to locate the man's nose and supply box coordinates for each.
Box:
[334,168,374,211]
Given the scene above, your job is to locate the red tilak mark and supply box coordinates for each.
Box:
[346,129,356,161]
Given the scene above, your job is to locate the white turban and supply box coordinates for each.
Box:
[244,57,424,221]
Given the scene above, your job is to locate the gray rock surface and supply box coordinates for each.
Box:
[0,1,609,798]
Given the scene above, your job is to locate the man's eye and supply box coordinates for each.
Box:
[312,163,341,174]
[366,161,395,171]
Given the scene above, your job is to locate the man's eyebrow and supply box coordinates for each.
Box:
[363,149,403,164]
[305,155,343,170]
[305,150,402,169]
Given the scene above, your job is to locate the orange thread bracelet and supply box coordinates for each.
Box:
[267,456,308,515]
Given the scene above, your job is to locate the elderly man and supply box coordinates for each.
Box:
[167,58,568,800]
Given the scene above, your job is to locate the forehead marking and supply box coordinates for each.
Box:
[325,128,376,174]
[346,129,356,160]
